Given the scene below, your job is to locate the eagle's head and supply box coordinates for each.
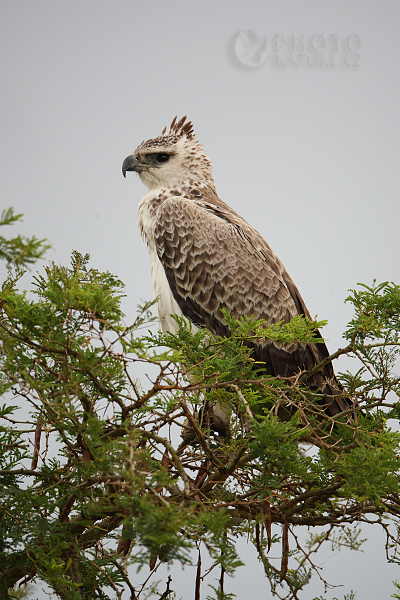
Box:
[122,116,214,190]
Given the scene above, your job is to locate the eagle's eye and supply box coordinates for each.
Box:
[155,153,170,163]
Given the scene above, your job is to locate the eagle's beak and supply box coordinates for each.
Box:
[122,155,145,177]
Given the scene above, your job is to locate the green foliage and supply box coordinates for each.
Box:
[0,220,399,599]
[206,586,236,600]
[345,280,400,344]
[330,427,400,503]
[340,281,400,403]
[0,208,50,268]
[392,580,400,599]
[313,594,356,600]
[221,308,328,346]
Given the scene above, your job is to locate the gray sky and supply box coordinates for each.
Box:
[1,1,399,598]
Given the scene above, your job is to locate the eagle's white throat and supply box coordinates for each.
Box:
[138,189,188,335]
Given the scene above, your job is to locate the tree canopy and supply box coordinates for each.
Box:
[1,210,400,600]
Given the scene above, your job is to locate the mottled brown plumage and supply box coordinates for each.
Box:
[122,117,348,416]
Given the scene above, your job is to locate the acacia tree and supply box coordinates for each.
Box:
[1,210,400,600]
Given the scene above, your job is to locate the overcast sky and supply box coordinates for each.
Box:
[1,1,399,599]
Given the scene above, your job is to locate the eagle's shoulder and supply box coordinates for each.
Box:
[151,186,302,333]
[154,185,299,292]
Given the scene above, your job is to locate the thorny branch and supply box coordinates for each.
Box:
[1,270,400,600]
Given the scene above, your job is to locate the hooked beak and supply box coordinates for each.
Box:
[122,155,146,177]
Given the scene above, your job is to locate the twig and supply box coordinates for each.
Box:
[310,345,353,376]
[179,399,224,470]
[158,575,173,599]
[140,430,191,498]
[230,384,253,419]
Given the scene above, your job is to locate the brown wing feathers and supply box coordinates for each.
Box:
[154,190,348,416]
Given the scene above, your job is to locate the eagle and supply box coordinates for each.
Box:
[122,116,348,417]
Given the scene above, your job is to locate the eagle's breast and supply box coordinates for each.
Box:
[138,188,190,335]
